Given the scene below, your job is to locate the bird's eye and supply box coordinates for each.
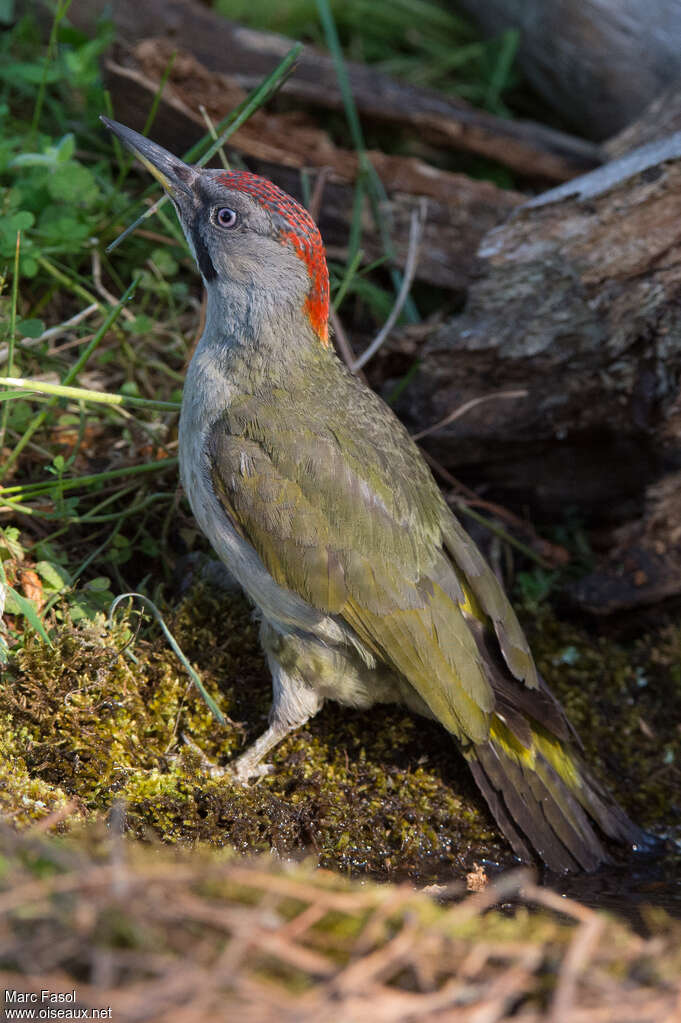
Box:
[216,207,238,229]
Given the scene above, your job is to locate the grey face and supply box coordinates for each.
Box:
[100,118,315,329]
[177,172,292,288]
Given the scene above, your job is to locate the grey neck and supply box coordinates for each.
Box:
[180,277,324,439]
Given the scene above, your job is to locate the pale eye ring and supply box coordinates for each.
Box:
[216,207,238,229]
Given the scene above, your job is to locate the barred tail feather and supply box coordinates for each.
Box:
[467,735,647,874]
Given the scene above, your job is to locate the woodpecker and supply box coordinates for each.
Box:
[102,117,649,873]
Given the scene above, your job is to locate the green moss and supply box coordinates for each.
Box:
[0,732,78,828]
[524,610,681,839]
[1,586,679,879]
[0,587,503,875]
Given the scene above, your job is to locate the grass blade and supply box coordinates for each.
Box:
[0,377,181,413]
[0,231,21,454]
[109,592,226,725]
[31,0,73,136]
[0,459,178,500]
[0,278,139,481]
[315,0,419,323]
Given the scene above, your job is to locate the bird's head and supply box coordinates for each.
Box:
[101,117,330,345]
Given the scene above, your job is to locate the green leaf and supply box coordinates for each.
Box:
[0,61,60,85]
[20,257,38,277]
[5,585,51,645]
[85,576,111,592]
[9,151,55,168]
[0,526,24,561]
[35,560,71,589]
[0,210,34,237]
[18,318,44,338]
[47,162,99,205]
[124,314,154,336]
[68,597,89,622]
[55,133,75,163]
[150,247,178,277]
[139,536,159,557]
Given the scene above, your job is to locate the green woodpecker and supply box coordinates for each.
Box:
[102,117,648,873]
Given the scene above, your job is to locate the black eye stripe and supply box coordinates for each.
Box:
[191,225,217,282]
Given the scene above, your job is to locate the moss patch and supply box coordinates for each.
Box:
[1,587,679,880]
[525,610,681,839]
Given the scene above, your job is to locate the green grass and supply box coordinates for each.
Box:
[0,12,177,639]
[213,0,520,117]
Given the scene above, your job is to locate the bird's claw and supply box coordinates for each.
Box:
[181,733,273,784]
[229,759,274,784]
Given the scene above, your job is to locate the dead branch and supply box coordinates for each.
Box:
[64,0,601,182]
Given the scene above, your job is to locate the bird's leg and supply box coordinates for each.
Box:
[230,719,300,782]
[181,726,293,782]
[230,622,325,782]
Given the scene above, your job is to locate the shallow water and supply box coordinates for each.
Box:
[551,849,681,927]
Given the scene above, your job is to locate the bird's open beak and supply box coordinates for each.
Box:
[100,116,195,200]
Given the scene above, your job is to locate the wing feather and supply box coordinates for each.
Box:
[206,372,539,745]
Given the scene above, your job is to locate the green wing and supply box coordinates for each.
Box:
[207,368,537,746]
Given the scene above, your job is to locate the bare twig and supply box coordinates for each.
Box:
[48,331,97,356]
[421,449,569,567]
[519,882,596,924]
[329,918,420,994]
[329,305,364,378]
[549,914,605,1023]
[411,389,528,441]
[308,165,332,224]
[0,829,678,1023]
[351,202,426,372]
[0,304,100,363]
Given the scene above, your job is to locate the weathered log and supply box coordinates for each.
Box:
[606,80,681,160]
[454,0,681,141]
[568,470,681,613]
[393,136,681,562]
[104,44,523,291]
[64,0,600,182]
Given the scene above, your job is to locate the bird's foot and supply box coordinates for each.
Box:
[224,720,293,784]
[181,734,274,784]
[229,756,274,784]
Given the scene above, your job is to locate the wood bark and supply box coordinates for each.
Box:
[568,470,681,614]
[606,80,681,160]
[393,141,681,609]
[63,0,600,183]
[454,0,681,141]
